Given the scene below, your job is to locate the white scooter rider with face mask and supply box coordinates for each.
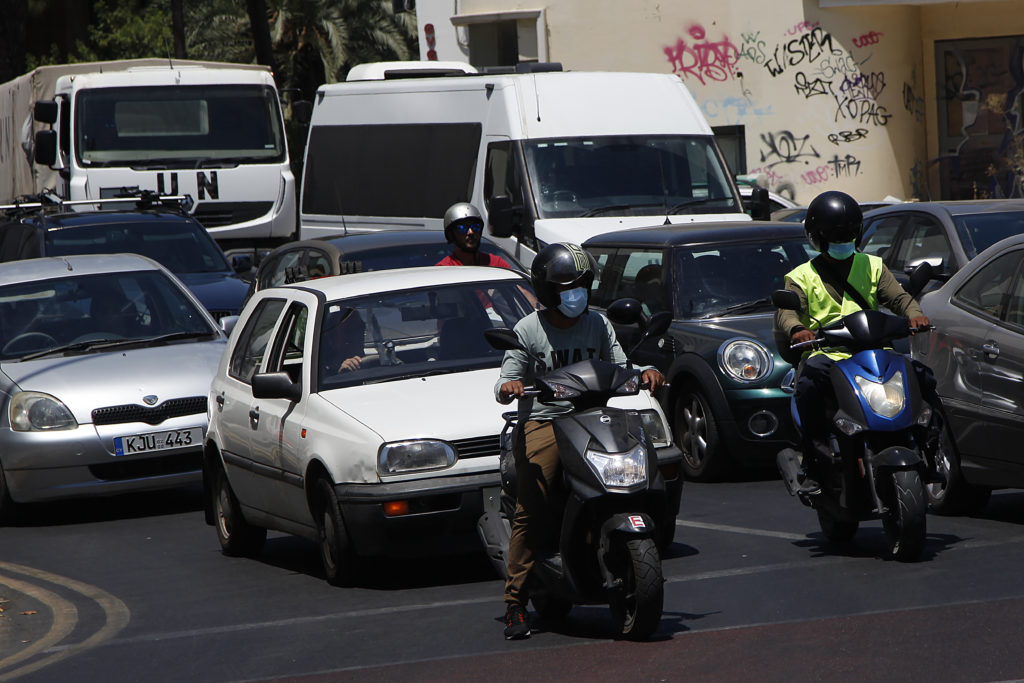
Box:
[496,242,666,640]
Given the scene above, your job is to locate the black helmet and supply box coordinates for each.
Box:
[530,242,597,309]
[804,191,863,252]
[443,202,484,244]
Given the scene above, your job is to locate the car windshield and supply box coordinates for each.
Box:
[45,219,231,274]
[674,237,814,319]
[0,270,217,361]
[340,239,523,274]
[954,211,1024,260]
[523,134,740,219]
[318,279,535,390]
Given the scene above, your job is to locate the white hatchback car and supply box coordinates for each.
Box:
[204,265,677,584]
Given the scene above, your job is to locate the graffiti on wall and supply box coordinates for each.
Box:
[664,25,742,85]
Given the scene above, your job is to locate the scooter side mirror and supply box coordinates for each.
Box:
[771,289,801,311]
[905,260,935,298]
[484,327,522,351]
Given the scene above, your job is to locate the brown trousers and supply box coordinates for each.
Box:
[504,420,561,606]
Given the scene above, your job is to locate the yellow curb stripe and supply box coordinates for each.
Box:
[0,561,130,682]
[0,574,78,675]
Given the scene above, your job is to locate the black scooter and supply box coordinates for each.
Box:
[477,300,680,640]
[773,262,936,561]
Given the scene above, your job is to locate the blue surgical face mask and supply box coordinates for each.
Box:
[827,241,857,260]
[557,287,588,318]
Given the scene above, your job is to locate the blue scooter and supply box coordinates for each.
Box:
[772,265,935,562]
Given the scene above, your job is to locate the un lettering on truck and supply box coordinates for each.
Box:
[0,59,296,248]
[298,63,748,266]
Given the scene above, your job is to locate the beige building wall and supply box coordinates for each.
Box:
[427,1,1024,205]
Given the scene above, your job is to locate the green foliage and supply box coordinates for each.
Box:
[73,0,176,63]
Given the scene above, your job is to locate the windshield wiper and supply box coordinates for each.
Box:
[17,337,131,362]
[134,330,217,345]
[579,202,665,218]
[667,197,732,214]
[702,297,774,318]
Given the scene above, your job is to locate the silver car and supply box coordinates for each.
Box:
[0,254,227,521]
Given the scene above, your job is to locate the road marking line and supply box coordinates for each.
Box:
[677,518,807,541]
[0,574,77,678]
[0,561,130,682]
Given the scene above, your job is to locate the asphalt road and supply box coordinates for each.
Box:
[3,476,1024,682]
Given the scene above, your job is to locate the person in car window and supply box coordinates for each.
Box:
[435,202,513,269]
[320,307,365,375]
[494,242,665,640]
[774,190,938,493]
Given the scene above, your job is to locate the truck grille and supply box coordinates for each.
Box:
[452,435,501,460]
[92,397,207,426]
[193,202,273,228]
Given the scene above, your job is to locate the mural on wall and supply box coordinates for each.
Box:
[935,35,1024,199]
[664,20,905,201]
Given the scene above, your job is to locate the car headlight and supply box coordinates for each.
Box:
[638,409,670,447]
[854,372,905,418]
[378,439,457,475]
[585,445,647,490]
[10,391,77,432]
[718,338,773,383]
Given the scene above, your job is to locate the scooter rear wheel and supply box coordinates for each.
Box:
[607,537,663,641]
[882,469,927,562]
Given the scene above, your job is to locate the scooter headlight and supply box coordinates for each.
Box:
[585,445,648,490]
[854,372,905,418]
[614,374,640,395]
[547,382,580,399]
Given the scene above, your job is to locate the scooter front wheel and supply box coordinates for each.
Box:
[882,469,927,562]
[607,537,664,640]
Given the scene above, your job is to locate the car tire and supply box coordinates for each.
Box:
[315,477,358,587]
[927,422,992,515]
[0,463,16,525]
[674,383,733,482]
[214,467,267,557]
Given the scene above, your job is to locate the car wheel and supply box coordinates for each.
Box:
[674,383,732,481]
[0,463,17,525]
[927,422,992,515]
[214,467,266,557]
[315,477,358,587]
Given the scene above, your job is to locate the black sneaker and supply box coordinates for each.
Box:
[504,603,531,640]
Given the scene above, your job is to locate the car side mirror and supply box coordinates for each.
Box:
[647,311,672,337]
[231,253,254,274]
[905,260,935,298]
[219,315,240,337]
[746,186,772,221]
[487,194,521,238]
[34,130,57,166]
[252,372,301,402]
[771,288,801,311]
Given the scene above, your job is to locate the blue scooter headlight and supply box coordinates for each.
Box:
[854,372,905,418]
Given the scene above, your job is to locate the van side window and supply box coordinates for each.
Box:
[301,123,481,220]
[485,141,521,203]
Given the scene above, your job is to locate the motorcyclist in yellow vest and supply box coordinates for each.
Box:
[774,191,937,492]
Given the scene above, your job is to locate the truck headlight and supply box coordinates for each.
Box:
[854,373,905,418]
[718,339,773,383]
[585,445,647,490]
[378,439,456,475]
[638,409,670,447]
[10,391,77,431]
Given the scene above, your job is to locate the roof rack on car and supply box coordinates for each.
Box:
[0,189,195,216]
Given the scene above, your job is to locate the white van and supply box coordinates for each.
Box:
[299,62,759,265]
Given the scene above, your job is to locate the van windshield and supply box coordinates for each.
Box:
[523,135,740,219]
[75,85,285,167]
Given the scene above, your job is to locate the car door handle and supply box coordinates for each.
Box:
[248,406,260,427]
[982,341,1000,358]
[215,394,225,410]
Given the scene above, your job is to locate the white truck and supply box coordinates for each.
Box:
[299,61,761,265]
[0,58,296,249]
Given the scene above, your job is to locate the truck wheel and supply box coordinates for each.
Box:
[926,423,991,515]
[215,468,266,557]
[315,478,357,586]
[607,537,663,641]
[675,384,732,481]
[882,469,927,562]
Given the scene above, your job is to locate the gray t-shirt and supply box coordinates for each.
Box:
[494,310,629,421]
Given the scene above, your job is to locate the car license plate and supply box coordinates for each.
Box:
[114,427,203,457]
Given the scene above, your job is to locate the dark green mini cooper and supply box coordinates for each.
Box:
[584,222,813,481]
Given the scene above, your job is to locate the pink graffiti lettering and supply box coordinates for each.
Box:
[852,31,884,48]
[748,167,785,188]
[664,24,741,85]
[785,20,820,36]
[801,166,832,185]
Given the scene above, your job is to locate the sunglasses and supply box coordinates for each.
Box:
[454,221,484,234]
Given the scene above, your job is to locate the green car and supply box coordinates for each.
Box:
[584,221,814,481]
